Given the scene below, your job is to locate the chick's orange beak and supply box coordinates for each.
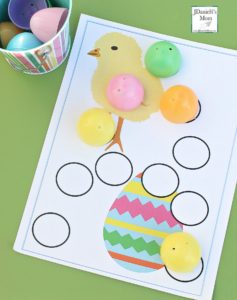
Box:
[88,48,101,57]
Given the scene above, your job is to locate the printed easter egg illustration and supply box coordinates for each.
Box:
[103,172,183,273]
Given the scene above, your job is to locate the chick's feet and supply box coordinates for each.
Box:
[105,134,124,152]
[105,117,124,152]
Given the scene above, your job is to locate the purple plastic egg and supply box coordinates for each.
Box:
[8,0,48,30]
[106,74,144,111]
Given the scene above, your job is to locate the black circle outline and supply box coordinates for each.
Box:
[32,212,71,248]
[165,258,204,283]
[56,162,94,197]
[95,152,133,186]
[170,191,209,226]
[172,136,211,170]
[186,100,202,123]
[141,163,180,198]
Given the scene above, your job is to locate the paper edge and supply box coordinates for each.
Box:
[13,14,237,300]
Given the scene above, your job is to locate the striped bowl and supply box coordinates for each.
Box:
[0,0,72,75]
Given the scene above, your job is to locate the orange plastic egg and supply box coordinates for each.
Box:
[160,85,199,123]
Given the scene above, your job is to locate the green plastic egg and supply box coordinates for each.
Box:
[145,41,182,78]
[0,0,10,22]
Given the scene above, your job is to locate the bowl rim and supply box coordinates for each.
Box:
[0,0,72,54]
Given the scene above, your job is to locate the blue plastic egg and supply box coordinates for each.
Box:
[6,32,42,51]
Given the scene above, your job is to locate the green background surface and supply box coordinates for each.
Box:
[0,1,236,299]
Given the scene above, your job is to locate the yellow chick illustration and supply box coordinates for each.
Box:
[88,32,164,151]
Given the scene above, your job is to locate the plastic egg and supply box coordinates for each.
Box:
[145,41,182,78]
[0,0,10,22]
[46,0,52,7]
[30,7,68,43]
[0,22,23,49]
[160,85,199,123]
[49,0,69,7]
[6,32,42,51]
[160,232,201,272]
[8,0,48,30]
[104,172,183,273]
[106,74,144,111]
[77,108,115,147]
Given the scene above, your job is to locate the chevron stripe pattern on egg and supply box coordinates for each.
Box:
[104,172,183,273]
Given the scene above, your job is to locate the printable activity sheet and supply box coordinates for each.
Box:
[14,15,237,300]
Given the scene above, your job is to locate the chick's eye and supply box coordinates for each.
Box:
[111,46,118,50]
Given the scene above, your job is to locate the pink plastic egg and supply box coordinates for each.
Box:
[106,74,144,111]
[30,7,68,43]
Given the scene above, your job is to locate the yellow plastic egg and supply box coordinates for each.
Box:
[77,108,115,146]
[160,85,199,123]
[160,232,201,273]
